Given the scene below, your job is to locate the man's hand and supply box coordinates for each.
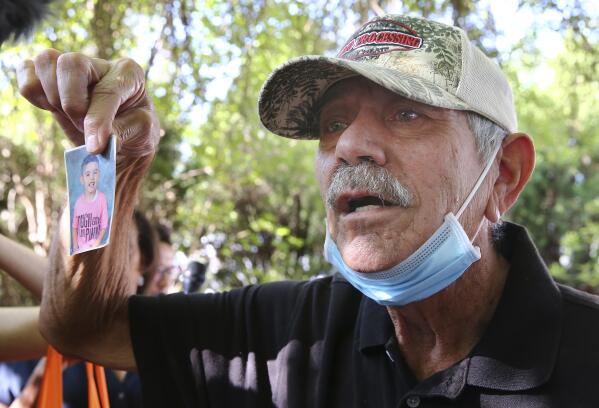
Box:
[15,50,159,370]
[17,49,159,157]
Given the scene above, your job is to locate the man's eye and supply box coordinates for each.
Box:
[394,110,419,122]
[326,121,348,133]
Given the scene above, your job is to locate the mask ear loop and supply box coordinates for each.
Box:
[455,144,502,242]
[456,144,502,221]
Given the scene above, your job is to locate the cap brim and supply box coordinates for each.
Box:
[259,55,470,139]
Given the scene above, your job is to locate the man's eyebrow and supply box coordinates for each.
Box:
[316,81,357,117]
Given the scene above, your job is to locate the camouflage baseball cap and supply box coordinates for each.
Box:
[258,14,517,139]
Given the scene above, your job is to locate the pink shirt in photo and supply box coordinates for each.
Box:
[72,191,109,251]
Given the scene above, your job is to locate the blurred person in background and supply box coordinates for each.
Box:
[148,223,206,295]
[144,223,179,295]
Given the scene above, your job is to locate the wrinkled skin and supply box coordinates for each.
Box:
[18,49,159,156]
[315,77,488,273]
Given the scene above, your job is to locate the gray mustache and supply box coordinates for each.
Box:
[326,162,414,209]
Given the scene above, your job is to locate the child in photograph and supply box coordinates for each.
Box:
[72,154,108,253]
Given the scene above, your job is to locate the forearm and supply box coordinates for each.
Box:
[0,307,47,361]
[0,235,46,299]
[10,385,38,408]
[40,154,153,369]
[19,50,159,370]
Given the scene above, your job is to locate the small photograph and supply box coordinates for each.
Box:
[64,136,116,255]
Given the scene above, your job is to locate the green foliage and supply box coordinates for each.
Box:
[163,1,339,285]
[507,29,599,288]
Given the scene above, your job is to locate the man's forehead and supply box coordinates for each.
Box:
[318,76,438,111]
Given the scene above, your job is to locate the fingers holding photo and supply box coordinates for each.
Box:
[86,57,159,156]
[17,59,53,111]
[18,50,159,158]
[112,107,159,158]
[56,52,110,133]
[32,48,62,112]
[18,49,108,145]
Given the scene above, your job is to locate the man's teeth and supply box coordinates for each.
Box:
[354,205,382,213]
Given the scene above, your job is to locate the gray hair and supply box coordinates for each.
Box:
[465,111,509,246]
[465,111,508,163]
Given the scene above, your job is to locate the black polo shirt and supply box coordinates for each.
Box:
[129,223,599,407]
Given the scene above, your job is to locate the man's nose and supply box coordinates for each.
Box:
[334,110,387,166]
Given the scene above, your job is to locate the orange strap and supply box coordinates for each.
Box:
[36,346,63,408]
[36,346,110,408]
[95,364,110,406]
[85,362,110,408]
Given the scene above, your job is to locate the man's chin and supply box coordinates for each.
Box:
[340,245,398,273]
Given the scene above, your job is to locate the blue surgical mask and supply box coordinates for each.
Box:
[324,145,501,306]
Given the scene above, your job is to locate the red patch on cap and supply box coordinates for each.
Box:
[337,19,422,60]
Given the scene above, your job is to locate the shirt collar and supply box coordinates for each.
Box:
[357,295,394,352]
[466,221,562,391]
[355,222,562,393]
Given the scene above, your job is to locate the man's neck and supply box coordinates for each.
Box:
[386,235,508,381]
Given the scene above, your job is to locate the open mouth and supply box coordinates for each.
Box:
[336,193,396,214]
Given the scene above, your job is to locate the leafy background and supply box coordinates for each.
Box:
[0,0,597,305]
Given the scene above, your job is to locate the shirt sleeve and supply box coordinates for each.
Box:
[128,281,312,407]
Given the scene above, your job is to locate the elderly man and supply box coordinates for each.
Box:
[18,14,599,407]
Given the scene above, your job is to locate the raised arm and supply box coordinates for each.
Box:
[0,237,48,361]
[17,49,159,370]
[0,235,47,299]
[0,307,46,361]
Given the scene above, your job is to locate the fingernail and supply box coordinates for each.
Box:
[86,133,98,152]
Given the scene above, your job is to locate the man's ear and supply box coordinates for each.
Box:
[485,133,535,221]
